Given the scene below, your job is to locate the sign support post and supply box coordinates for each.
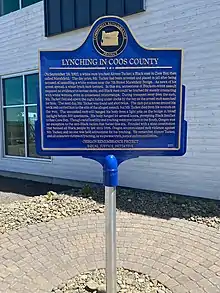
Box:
[103,155,118,293]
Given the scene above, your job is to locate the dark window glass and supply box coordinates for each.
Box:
[26,106,49,159]
[75,0,90,28]
[27,106,37,158]
[2,0,19,15]
[44,0,145,37]
[4,107,25,157]
[3,77,23,106]
[25,74,39,104]
[22,0,42,8]
[3,74,50,160]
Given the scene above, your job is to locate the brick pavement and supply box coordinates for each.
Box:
[0,212,219,293]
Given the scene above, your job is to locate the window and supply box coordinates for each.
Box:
[44,0,145,37]
[0,0,42,16]
[22,0,41,8]
[2,73,49,159]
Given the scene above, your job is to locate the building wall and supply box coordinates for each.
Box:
[0,0,219,199]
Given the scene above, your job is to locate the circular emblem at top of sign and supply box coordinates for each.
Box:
[93,21,128,57]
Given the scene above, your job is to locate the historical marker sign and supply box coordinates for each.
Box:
[36,16,187,158]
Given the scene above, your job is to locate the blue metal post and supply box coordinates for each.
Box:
[103,155,118,293]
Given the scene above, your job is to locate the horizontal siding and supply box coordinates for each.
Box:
[0,1,219,200]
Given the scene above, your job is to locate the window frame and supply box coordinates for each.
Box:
[0,0,42,16]
[1,70,51,161]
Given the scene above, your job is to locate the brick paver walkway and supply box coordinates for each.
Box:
[0,212,219,293]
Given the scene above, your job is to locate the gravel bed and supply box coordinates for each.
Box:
[0,191,104,234]
[74,185,220,229]
[0,180,219,234]
[51,267,172,293]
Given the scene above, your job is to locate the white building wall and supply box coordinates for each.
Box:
[0,0,220,199]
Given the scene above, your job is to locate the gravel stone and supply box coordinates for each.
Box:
[85,280,98,291]
[51,268,172,293]
[97,284,106,293]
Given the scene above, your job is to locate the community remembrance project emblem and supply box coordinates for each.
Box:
[93,21,128,57]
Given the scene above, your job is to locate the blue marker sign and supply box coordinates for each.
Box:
[36,16,187,160]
